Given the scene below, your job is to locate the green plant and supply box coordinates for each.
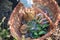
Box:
[0,17,10,40]
[0,17,16,40]
[26,19,49,38]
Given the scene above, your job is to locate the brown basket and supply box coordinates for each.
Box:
[8,0,60,40]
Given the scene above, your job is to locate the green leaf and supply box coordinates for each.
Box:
[39,31,46,35]
[42,24,49,29]
[34,32,38,36]
[32,33,39,38]
[36,23,42,30]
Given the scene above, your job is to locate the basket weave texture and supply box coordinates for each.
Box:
[8,0,60,40]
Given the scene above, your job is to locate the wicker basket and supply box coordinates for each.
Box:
[8,0,60,40]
